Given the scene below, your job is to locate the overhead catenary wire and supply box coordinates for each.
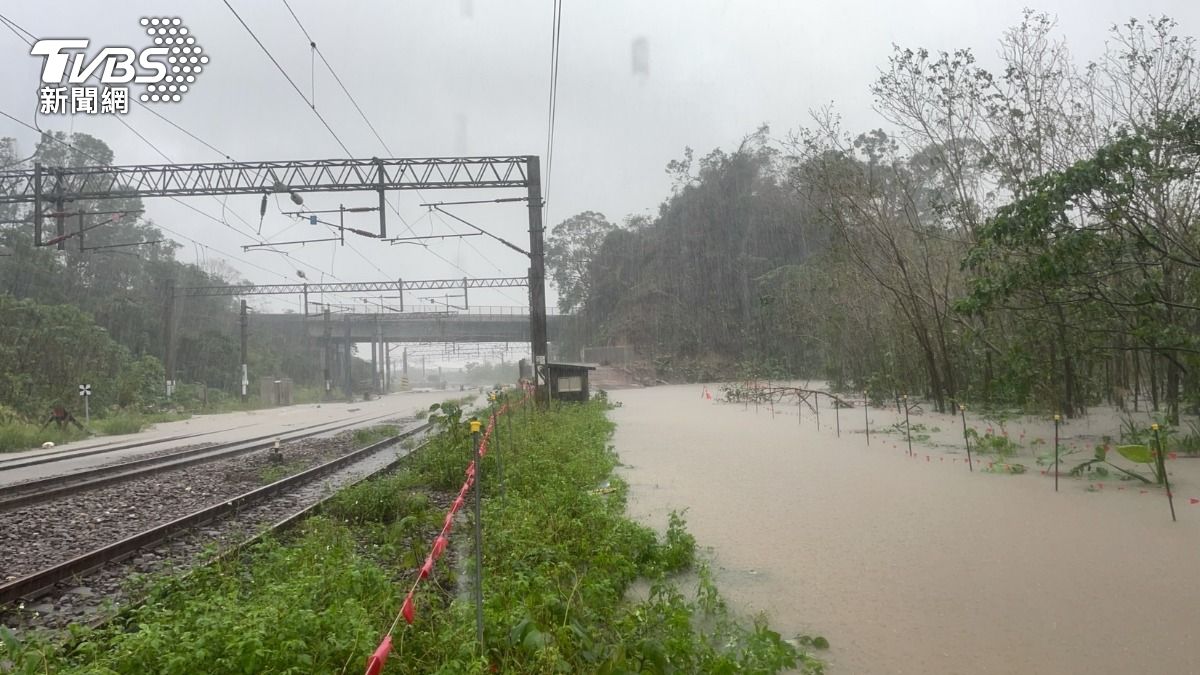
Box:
[433,206,529,256]
[3,9,369,287]
[104,114,339,280]
[280,0,393,157]
[276,0,506,264]
[5,8,534,306]
[271,0,527,297]
[7,13,259,278]
[429,211,524,305]
[2,9,235,162]
[0,11,35,46]
[136,105,236,161]
[277,0,436,244]
[221,0,353,156]
[544,0,563,216]
[0,14,343,284]
[0,107,328,283]
[231,0,450,254]
[261,0,538,305]
[24,26,261,243]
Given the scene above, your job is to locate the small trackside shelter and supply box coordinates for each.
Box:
[547,362,597,403]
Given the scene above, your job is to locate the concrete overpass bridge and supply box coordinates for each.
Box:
[256,307,575,343]
[253,307,578,396]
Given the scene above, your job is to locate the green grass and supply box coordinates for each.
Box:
[0,423,88,453]
[91,411,189,436]
[0,399,822,674]
[0,411,189,453]
[351,424,399,448]
[257,461,309,485]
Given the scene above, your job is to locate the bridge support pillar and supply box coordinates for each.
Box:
[343,316,353,401]
[322,308,332,400]
[372,315,382,394]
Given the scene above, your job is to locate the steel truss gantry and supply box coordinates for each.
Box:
[0,157,530,204]
[0,155,549,404]
[177,276,528,298]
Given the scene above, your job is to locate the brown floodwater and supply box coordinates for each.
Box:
[611,384,1200,674]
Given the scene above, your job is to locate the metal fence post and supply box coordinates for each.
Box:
[864,391,870,446]
[1053,414,1060,491]
[469,418,484,649]
[960,404,973,471]
[1153,424,1176,522]
[903,395,912,457]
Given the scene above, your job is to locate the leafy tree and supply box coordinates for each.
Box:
[546,211,616,312]
[556,11,1200,424]
[0,132,343,411]
[962,117,1200,422]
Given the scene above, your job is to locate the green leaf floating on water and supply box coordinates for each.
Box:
[1116,444,1154,464]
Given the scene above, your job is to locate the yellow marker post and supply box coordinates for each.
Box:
[468,415,484,647]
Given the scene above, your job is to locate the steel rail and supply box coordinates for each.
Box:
[0,421,431,606]
[0,411,404,511]
[0,424,258,471]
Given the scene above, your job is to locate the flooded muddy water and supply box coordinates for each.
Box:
[611,384,1200,674]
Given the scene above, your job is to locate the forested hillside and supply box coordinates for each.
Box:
[0,134,323,419]
[548,13,1200,421]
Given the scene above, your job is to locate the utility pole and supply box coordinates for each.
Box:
[32,163,42,246]
[526,157,549,406]
[323,307,332,399]
[333,340,342,392]
[370,336,378,394]
[239,300,249,401]
[376,159,387,239]
[163,278,176,397]
[53,167,65,251]
[384,341,391,393]
[372,313,382,394]
[343,314,353,401]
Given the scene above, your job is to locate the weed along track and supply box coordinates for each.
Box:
[0,397,824,674]
[0,418,433,632]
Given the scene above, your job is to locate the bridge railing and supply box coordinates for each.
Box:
[258,306,569,319]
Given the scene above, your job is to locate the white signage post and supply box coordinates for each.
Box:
[78,383,91,425]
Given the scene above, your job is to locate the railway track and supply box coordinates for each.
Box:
[0,419,433,612]
[0,424,257,471]
[0,410,405,511]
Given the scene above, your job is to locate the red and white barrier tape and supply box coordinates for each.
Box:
[364,389,529,675]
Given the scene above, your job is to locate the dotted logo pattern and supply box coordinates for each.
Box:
[138,17,207,103]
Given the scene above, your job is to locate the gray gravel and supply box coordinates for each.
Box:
[0,423,412,581]
[0,426,425,635]
[0,442,218,492]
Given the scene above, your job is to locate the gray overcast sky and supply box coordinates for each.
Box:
[3,0,1199,313]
